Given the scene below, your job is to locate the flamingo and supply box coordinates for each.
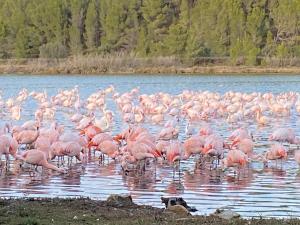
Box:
[222,149,249,171]
[269,128,300,144]
[166,141,181,164]
[183,135,205,160]
[17,149,65,173]
[97,140,119,160]
[264,144,288,164]
[0,135,18,168]
[14,127,40,148]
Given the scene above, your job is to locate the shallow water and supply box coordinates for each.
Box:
[1,73,300,218]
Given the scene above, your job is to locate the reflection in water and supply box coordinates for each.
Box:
[166,180,184,194]
[122,169,156,192]
[2,74,300,217]
[225,169,254,191]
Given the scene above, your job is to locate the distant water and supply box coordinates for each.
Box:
[1,73,300,218]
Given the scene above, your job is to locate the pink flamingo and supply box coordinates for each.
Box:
[232,138,254,156]
[264,143,287,165]
[202,134,224,161]
[51,141,83,163]
[80,124,102,140]
[269,128,300,144]
[63,142,84,162]
[0,123,10,135]
[229,127,252,147]
[222,149,249,171]
[158,126,179,141]
[0,135,18,168]
[97,140,119,160]
[17,149,65,173]
[50,141,66,162]
[183,135,205,160]
[88,133,113,149]
[156,140,170,156]
[166,141,182,178]
[34,136,52,160]
[166,141,181,164]
[14,127,40,148]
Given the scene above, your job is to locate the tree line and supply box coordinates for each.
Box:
[0,0,299,65]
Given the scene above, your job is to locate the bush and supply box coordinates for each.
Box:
[39,42,69,58]
[19,217,40,225]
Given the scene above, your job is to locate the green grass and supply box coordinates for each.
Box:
[0,198,299,225]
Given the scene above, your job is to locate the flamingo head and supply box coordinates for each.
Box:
[202,144,212,154]
[223,142,231,149]
[278,148,287,159]
[238,157,248,166]
[151,149,162,158]
[113,134,124,143]
[231,138,240,149]
[199,129,208,136]
[167,149,180,164]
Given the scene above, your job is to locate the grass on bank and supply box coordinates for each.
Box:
[0,198,300,225]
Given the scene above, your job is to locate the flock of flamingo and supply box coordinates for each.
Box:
[0,85,300,177]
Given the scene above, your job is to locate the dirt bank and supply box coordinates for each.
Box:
[0,197,298,225]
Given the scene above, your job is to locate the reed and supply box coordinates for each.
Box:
[0,55,300,75]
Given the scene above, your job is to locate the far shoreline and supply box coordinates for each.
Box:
[1,66,300,76]
[0,57,300,75]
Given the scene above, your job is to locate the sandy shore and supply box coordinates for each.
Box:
[0,197,297,225]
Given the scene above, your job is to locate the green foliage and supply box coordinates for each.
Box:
[136,26,149,56]
[69,0,89,54]
[230,38,260,65]
[276,43,289,58]
[165,22,187,56]
[19,217,40,225]
[0,0,298,65]
[141,0,175,56]
[39,42,68,58]
[15,27,40,58]
[243,38,260,66]
[230,39,244,65]
[164,0,189,56]
[85,0,101,51]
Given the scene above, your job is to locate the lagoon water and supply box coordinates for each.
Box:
[1,74,300,218]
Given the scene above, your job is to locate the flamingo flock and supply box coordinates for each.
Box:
[0,86,300,178]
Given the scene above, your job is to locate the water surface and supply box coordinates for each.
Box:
[1,74,300,218]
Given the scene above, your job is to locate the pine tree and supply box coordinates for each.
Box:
[85,0,101,52]
[142,0,174,56]
[122,0,141,52]
[165,0,189,56]
[135,26,149,56]
[69,0,89,54]
[0,0,298,62]
[100,0,127,53]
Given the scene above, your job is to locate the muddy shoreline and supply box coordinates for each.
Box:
[0,197,298,225]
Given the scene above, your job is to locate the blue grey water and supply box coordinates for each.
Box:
[1,74,300,218]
